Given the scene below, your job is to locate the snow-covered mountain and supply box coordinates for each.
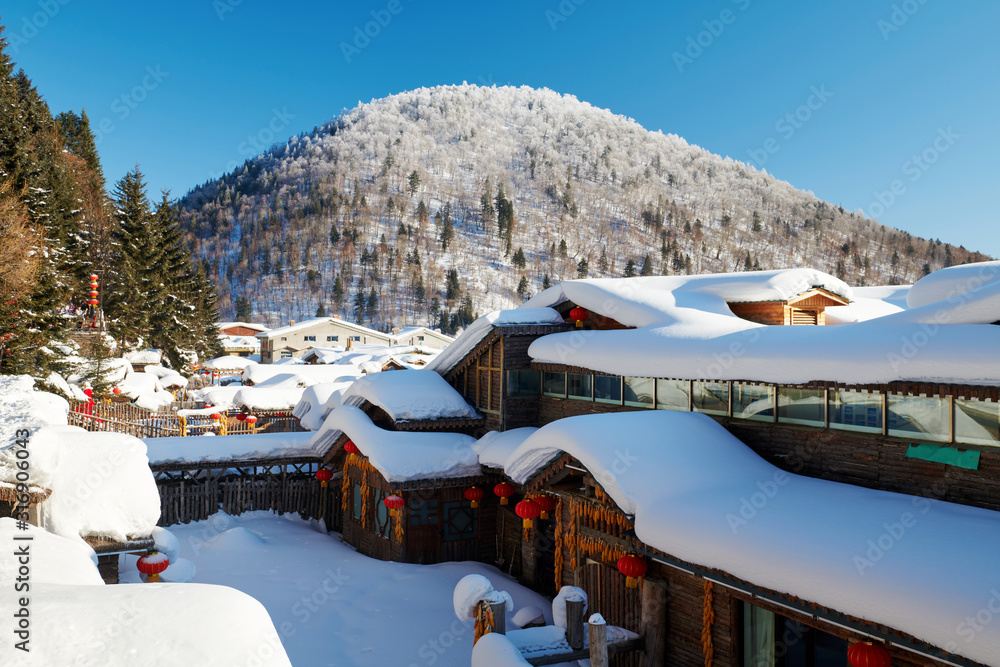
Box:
[178,84,989,328]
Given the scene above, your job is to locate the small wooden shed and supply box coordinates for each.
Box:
[727,287,849,325]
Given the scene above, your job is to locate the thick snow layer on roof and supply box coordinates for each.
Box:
[426,308,566,374]
[0,375,69,448]
[310,405,479,482]
[218,321,270,333]
[233,385,306,411]
[3,581,292,667]
[474,428,539,469]
[825,285,910,325]
[341,370,479,421]
[0,519,103,585]
[144,431,320,465]
[194,385,243,410]
[244,362,362,386]
[144,365,188,388]
[504,411,1000,665]
[261,316,387,339]
[528,271,1000,385]
[292,382,346,429]
[204,354,257,371]
[1,426,160,542]
[124,349,162,365]
[907,260,1000,309]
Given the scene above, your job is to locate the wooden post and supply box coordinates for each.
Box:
[566,598,585,650]
[489,600,506,636]
[639,578,668,667]
[589,614,608,667]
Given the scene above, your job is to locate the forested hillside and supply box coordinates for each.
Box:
[182,85,989,332]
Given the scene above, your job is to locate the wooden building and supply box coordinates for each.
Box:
[726,288,849,326]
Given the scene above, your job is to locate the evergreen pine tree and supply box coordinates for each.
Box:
[235,296,252,321]
[577,258,589,278]
[624,259,637,277]
[516,276,530,300]
[640,254,653,276]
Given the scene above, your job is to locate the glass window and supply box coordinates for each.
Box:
[693,380,729,416]
[508,370,541,398]
[887,393,950,442]
[442,501,477,542]
[829,389,882,433]
[656,379,690,411]
[374,491,390,538]
[567,373,592,401]
[280,350,293,359]
[740,601,848,667]
[624,377,654,408]
[594,375,622,405]
[733,383,773,421]
[542,371,566,398]
[304,335,316,341]
[352,483,362,521]
[955,397,1000,446]
[327,335,338,342]
[408,498,438,527]
[778,387,825,426]
[417,335,425,342]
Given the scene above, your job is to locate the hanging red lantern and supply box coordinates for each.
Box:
[494,482,514,505]
[236,413,247,422]
[847,641,891,667]
[89,274,98,281]
[210,412,222,421]
[245,415,258,425]
[515,499,541,529]
[534,495,558,520]
[464,486,485,508]
[88,299,98,306]
[89,291,99,297]
[344,440,360,455]
[315,468,333,487]
[616,554,647,588]
[112,387,121,395]
[137,551,170,583]
[384,494,405,517]
[568,306,589,328]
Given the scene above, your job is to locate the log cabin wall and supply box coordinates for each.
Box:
[726,302,787,326]
[341,460,402,563]
[726,420,1000,512]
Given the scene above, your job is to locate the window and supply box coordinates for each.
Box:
[594,375,622,405]
[567,373,592,401]
[656,379,690,411]
[777,387,825,426]
[279,350,293,359]
[887,393,950,442]
[327,335,339,342]
[740,601,847,667]
[352,483,363,521]
[693,380,729,416]
[304,335,316,342]
[417,335,425,342]
[542,371,566,398]
[409,498,438,527]
[442,501,477,542]
[829,389,882,433]
[733,383,773,422]
[508,370,541,398]
[352,336,361,342]
[374,490,391,539]
[624,377,654,408]
[955,397,999,446]
[280,336,287,341]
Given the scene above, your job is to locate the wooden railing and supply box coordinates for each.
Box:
[67,402,307,438]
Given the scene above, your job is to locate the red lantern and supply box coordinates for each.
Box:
[616,554,647,588]
[534,495,557,520]
[89,274,98,281]
[210,412,222,421]
[515,499,540,529]
[344,440,360,455]
[236,413,247,422]
[494,482,514,505]
[568,306,589,327]
[112,387,121,395]
[464,486,485,508]
[848,641,891,667]
[88,299,98,306]
[89,291,99,297]
[137,551,170,583]
[245,415,258,425]
[384,494,405,517]
[315,468,333,487]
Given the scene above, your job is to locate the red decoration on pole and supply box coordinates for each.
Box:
[88,299,98,306]
[534,495,557,520]
[210,413,222,421]
[616,554,647,588]
[137,551,170,582]
[315,468,333,487]
[847,641,892,667]
[515,499,540,529]
[464,486,485,509]
[493,482,514,506]
[384,494,405,517]
[568,306,589,328]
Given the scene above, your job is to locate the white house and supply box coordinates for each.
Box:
[388,326,454,350]
[256,316,392,363]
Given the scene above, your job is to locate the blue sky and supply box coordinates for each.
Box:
[4,0,997,256]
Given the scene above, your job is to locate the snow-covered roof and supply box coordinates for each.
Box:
[258,317,390,340]
[218,321,271,333]
[0,375,69,448]
[144,431,321,465]
[474,428,538,469]
[0,426,160,543]
[203,354,257,371]
[309,404,480,482]
[340,370,480,422]
[124,349,162,365]
[502,410,1000,665]
[525,266,1000,386]
[906,259,1000,309]
[825,285,910,325]
[425,308,568,375]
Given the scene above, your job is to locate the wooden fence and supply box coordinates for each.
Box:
[152,458,340,528]
[67,401,306,438]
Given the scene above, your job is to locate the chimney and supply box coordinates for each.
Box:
[290,320,296,326]
[434,328,442,334]
[333,315,341,320]
[392,327,400,334]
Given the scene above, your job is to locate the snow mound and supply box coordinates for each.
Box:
[152,526,180,562]
[453,574,513,622]
[205,526,269,550]
[552,586,588,629]
[511,606,545,629]
[471,633,531,667]
[341,369,480,421]
[160,557,197,583]
[907,260,1000,308]
[0,518,103,585]
[0,375,69,448]
[144,431,319,465]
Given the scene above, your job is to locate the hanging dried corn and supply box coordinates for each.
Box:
[702,579,715,667]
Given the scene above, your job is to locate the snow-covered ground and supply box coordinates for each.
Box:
[140,511,555,667]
